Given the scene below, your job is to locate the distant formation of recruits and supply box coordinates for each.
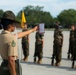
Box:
[22,22,76,68]
[22,24,44,64]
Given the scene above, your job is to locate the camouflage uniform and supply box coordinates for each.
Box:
[73,29,76,60]
[22,28,29,60]
[53,28,63,66]
[68,30,75,59]
[71,29,76,68]
[34,32,44,63]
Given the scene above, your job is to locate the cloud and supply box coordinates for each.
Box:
[0,0,76,17]
[50,0,76,17]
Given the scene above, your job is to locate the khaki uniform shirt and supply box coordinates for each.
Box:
[0,30,18,60]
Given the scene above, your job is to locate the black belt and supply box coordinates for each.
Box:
[3,59,19,63]
[3,59,18,64]
[1,59,19,67]
[3,60,8,64]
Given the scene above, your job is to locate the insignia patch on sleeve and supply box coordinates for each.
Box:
[11,40,16,47]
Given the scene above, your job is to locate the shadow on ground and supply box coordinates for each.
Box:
[20,60,76,71]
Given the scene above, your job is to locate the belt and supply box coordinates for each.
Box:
[3,60,8,64]
[3,59,18,64]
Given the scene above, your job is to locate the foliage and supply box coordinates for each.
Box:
[1,7,76,28]
[57,9,76,28]
[17,5,53,28]
[0,9,4,17]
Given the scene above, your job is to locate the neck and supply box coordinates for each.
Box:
[5,29,11,32]
[72,29,74,31]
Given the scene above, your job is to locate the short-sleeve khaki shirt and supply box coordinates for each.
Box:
[0,30,18,60]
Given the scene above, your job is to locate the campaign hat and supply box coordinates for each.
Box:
[0,10,19,23]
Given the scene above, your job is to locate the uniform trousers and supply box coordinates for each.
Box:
[34,43,43,59]
[53,44,62,62]
[0,59,22,75]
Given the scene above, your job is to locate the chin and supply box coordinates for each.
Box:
[12,30,15,32]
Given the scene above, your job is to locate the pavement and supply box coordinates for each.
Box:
[0,30,76,75]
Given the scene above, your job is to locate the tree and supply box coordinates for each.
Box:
[57,9,76,28]
[0,9,4,17]
[17,5,53,28]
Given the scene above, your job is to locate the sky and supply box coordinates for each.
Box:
[0,0,76,17]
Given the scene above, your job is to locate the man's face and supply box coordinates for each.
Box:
[10,23,15,32]
[37,26,39,31]
[71,25,75,30]
[24,24,27,28]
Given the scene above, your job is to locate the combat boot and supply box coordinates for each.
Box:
[67,54,70,59]
[55,62,61,66]
[51,63,54,66]
[34,57,36,63]
[72,65,76,68]
[72,66,74,68]
[23,56,28,61]
[37,59,42,64]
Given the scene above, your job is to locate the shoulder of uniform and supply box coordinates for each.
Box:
[7,34,15,40]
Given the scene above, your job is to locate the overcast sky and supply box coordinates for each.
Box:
[0,0,76,17]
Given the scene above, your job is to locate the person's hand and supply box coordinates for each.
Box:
[33,26,38,32]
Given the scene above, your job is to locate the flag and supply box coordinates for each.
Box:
[21,11,26,28]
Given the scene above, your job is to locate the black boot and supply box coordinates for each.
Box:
[34,57,36,63]
[67,54,70,59]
